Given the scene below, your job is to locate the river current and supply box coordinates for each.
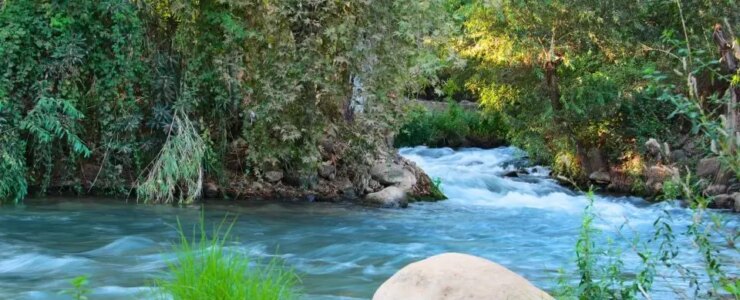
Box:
[0,146,737,299]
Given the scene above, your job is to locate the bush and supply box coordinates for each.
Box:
[395,101,507,148]
[157,217,300,300]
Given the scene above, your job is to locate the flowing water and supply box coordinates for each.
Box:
[0,147,737,299]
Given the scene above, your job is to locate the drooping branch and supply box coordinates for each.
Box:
[136,110,205,204]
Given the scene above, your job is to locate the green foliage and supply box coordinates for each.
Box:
[570,184,740,299]
[137,111,205,205]
[565,31,740,296]
[419,176,447,201]
[0,0,147,200]
[142,0,454,176]
[667,173,740,298]
[59,275,91,300]
[157,217,299,300]
[558,192,652,300]
[432,177,442,190]
[559,31,740,293]
[438,0,737,180]
[0,107,27,203]
[395,101,506,147]
[0,0,453,203]
[645,46,740,177]
[21,97,91,157]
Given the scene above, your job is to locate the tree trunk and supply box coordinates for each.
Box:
[713,23,739,153]
[544,59,562,112]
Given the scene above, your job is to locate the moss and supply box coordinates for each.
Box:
[410,177,448,202]
[426,182,448,201]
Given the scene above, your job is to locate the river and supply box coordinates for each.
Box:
[0,146,737,299]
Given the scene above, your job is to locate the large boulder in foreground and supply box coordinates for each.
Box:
[373,253,554,300]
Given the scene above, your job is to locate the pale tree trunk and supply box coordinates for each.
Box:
[543,32,564,114]
[344,39,378,122]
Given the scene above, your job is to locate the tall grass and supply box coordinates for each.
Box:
[157,217,300,300]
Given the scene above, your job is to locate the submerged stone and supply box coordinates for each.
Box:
[363,186,408,208]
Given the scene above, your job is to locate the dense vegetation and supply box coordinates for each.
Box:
[432,4,740,295]
[0,0,450,204]
[403,2,739,297]
[395,101,506,148]
[2,0,737,202]
[425,0,739,189]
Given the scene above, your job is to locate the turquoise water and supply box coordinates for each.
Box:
[0,146,737,299]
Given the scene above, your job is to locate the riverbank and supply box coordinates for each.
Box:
[30,141,445,208]
[30,154,446,207]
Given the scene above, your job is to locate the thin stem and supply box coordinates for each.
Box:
[674,0,692,68]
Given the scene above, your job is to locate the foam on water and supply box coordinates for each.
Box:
[401,146,689,230]
[0,254,92,275]
[84,236,158,256]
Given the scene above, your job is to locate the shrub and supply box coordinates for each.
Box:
[395,101,506,147]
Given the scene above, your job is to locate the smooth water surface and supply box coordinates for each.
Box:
[0,146,737,299]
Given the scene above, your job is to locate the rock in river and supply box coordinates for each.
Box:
[589,170,611,184]
[703,184,727,197]
[203,181,220,198]
[373,252,554,300]
[397,169,417,192]
[710,193,740,211]
[363,186,408,208]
